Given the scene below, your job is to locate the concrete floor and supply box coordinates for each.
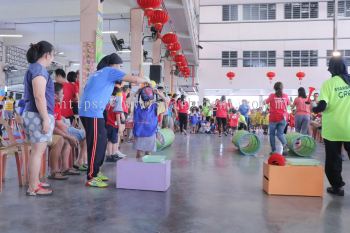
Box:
[0,133,350,233]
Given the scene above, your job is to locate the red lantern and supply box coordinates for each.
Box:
[150,9,169,31]
[137,0,163,24]
[167,42,181,52]
[162,32,177,45]
[266,71,276,81]
[226,71,235,80]
[174,54,186,64]
[296,71,305,80]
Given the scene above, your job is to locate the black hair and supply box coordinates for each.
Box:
[26,41,54,64]
[97,53,123,71]
[172,93,178,98]
[122,86,130,92]
[54,82,63,94]
[112,86,121,96]
[298,87,307,99]
[221,95,226,101]
[274,82,283,98]
[67,71,77,83]
[181,94,185,101]
[55,69,66,78]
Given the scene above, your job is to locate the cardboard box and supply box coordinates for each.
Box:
[263,162,324,197]
[116,158,171,192]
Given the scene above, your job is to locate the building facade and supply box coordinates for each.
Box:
[198,0,350,98]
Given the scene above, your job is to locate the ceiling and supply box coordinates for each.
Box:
[0,0,197,67]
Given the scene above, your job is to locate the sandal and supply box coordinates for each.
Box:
[48,172,69,180]
[62,169,81,176]
[26,185,53,196]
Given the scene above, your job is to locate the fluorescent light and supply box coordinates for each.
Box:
[332,51,341,57]
[117,49,131,53]
[143,62,153,65]
[102,31,118,34]
[57,51,64,55]
[0,34,23,38]
[71,63,80,66]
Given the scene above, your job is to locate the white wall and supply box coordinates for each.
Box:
[198,1,350,97]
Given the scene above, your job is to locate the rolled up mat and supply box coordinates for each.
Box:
[232,130,261,156]
[156,128,175,151]
[286,132,316,157]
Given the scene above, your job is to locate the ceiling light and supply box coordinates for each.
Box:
[57,51,64,55]
[332,51,341,57]
[102,31,118,34]
[143,62,153,66]
[0,34,23,38]
[71,63,80,66]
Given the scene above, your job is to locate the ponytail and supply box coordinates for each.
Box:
[274,82,283,98]
[26,41,54,64]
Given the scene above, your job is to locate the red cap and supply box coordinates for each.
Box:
[268,153,286,166]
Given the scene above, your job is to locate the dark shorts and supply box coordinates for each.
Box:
[106,125,118,143]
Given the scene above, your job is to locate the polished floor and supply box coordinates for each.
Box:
[1,133,350,233]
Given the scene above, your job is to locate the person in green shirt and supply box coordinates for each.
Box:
[313,56,350,196]
[202,98,212,122]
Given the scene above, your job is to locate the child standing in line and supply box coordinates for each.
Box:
[238,114,248,130]
[228,109,240,135]
[288,110,296,132]
[105,86,126,163]
[133,86,166,158]
[189,108,199,134]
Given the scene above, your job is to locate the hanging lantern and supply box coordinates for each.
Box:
[266,71,276,81]
[167,42,181,52]
[174,54,186,64]
[137,0,163,24]
[296,71,305,80]
[150,9,169,31]
[226,71,235,81]
[296,71,305,85]
[162,32,178,45]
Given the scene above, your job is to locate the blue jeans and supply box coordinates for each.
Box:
[295,114,310,135]
[269,119,287,152]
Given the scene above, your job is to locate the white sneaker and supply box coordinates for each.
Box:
[116,151,127,158]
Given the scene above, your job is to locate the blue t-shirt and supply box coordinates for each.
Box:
[23,63,54,115]
[238,104,250,117]
[79,67,126,118]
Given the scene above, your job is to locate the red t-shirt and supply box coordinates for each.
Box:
[75,80,80,92]
[228,113,239,127]
[177,101,189,114]
[266,93,290,122]
[106,104,120,128]
[293,97,311,115]
[216,101,228,118]
[289,114,295,128]
[54,102,62,121]
[61,82,78,118]
[122,92,128,114]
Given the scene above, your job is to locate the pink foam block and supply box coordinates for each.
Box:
[116,158,171,192]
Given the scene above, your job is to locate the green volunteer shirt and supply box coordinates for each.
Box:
[319,75,350,141]
[202,104,211,117]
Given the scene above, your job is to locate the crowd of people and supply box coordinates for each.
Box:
[0,40,349,197]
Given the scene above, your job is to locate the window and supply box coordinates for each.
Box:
[243,4,276,20]
[285,2,319,19]
[328,1,350,17]
[326,50,350,66]
[243,51,276,67]
[222,5,238,21]
[284,50,318,67]
[222,51,238,67]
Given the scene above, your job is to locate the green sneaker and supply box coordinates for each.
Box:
[85,177,108,188]
[78,165,88,171]
[97,172,109,181]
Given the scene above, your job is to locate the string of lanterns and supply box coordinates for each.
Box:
[137,0,191,78]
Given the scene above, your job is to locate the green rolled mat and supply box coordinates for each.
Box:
[156,128,175,151]
[286,132,316,157]
[232,130,261,156]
